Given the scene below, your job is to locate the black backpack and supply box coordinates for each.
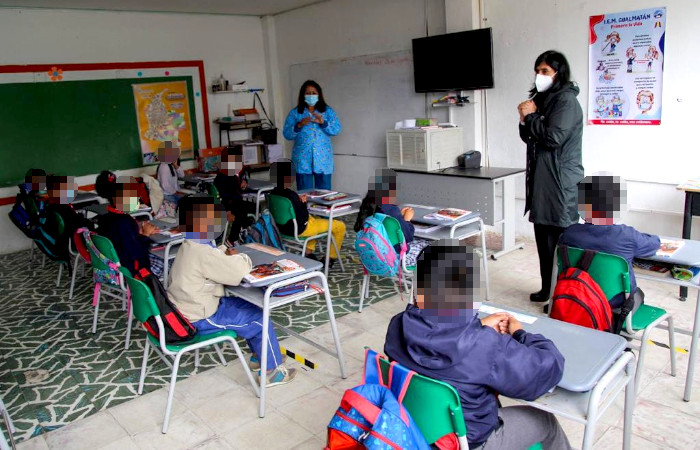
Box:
[135,268,197,344]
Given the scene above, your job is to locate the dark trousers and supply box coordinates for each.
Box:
[534,223,565,295]
[227,200,256,244]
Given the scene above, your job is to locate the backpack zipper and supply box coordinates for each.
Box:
[562,271,612,331]
[553,294,599,329]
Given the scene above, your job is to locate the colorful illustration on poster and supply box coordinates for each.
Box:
[588,7,665,125]
[133,81,195,164]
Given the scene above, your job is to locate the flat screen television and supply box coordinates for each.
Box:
[412,28,494,92]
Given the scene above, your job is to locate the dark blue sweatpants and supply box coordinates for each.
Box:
[194,296,284,370]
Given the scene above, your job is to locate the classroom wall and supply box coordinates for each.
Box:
[0,8,269,254]
[483,0,700,239]
[271,0,447,195]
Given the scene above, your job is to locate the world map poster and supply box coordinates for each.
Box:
[133,81,194,164]
[588,7,666,125]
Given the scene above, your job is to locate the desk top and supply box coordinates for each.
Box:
[246,179,274,191]
[301,191,362,206]
[403,204,481,227]
[640,237,700,267]
[480,303,627,392]
[395,166,525,180]
[234,244,323,288]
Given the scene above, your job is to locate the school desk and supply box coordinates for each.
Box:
[225,243,347,418]
[242,178,275,219]
[71,191,101,208]
[479,303,636,450]
[636,236,700,402]
[395,166,525,259]
[302,191,362,277]
[148,218,184,289]
[404,204,490,299]
[677,181,700,300]
[80,203,153,221]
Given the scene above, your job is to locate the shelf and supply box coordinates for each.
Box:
[431,102,477,108]
[210,88,265,95]
[247,163,271,172]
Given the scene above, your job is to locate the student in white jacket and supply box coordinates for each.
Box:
[168,195,296,386]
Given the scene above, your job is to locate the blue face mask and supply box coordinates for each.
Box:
[184,232,216,247]
[304,95,319,106]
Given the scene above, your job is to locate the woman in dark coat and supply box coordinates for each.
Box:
[518,50,584,303]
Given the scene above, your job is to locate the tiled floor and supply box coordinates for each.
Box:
[11,239,700,449]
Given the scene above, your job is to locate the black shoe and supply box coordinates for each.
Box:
[530,290,549,302]
[328,258,337,269]
[305,253,319,261]
[543,304,550,314]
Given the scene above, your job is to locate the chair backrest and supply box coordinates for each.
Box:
[88,234,121,272]
[267,194,297,234]
[381,215,405,248]
[206,182,220,199]
[557,245,631,301]
[377,354,467,445]
[123,274,161,325]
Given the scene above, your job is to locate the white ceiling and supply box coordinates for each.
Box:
[0,0,329,16]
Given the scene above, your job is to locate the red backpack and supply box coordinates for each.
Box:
[135,268,197,343]
[550,247,613,332]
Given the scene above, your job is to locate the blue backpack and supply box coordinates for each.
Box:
[354,213,406,277]
[326,349,430,450]
[243,211,284,249]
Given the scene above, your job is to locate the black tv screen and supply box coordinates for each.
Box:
[412,28,494,92]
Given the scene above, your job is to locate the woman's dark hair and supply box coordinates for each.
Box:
[529,50,572,99]
[296,80,327,114]
[95,170,117,204]
[353,169,397,232]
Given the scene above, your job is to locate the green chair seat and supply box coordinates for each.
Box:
[631,304,668,331]
[147,329,238,352]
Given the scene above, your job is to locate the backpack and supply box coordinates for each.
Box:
[34,211,67,262]
[134,177,152,206]
[243,211,284,249]
[134,268,197,344]
[550,247,613,332]
[354,213,406,277]
[326,349,430,450]
[9,190,42,239]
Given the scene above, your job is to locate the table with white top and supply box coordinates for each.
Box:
[225,244,347,417]
[243,179,275,219]
[635,237,700,401]
[479,303,636,450]
[302,191,363,277]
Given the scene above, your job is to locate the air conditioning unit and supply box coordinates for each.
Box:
[386,128,463,172]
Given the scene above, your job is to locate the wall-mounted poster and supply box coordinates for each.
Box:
[588,7,666,125]
[133,81,195,163]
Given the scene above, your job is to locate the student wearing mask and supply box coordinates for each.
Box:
[156,143,185,204]
[213,145,255,244]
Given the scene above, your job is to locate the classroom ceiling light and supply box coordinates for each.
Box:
[0,0,329,16]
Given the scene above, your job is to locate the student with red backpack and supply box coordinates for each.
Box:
[556,174,660,332]
[167,195,296,387]
[384,240,571,450]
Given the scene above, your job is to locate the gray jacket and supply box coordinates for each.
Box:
[520,83,584,228]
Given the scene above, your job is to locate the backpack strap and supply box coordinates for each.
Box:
[578,250,597,272]
[388,362,415,407]
[559,244,572,270]
[340,390,381,425]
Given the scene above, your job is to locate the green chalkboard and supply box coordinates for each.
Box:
[0,76,199,187]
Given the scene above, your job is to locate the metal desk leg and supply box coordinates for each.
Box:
[324,208,335,278]
[623,357,636,450]
[479,219,490,300]
[258,290,271,418]
[320,273,347,378]
[681,192,693,301]
[492,176,525,260]
[162,244,171,290]
[684,288,700,401]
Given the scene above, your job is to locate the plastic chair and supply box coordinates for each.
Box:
[68,231,90,300]
[85,234,134,350]
[268,193,340,258]
[33,210,69,287]
[372,351,542,449]
[123,274,260,434]
[552,245,676,394]
[358,215,413,312]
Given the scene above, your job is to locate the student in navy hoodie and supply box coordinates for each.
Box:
[384,240,570,450]
[559,174,660,324]
[96,176,158,276]
[214,145,255,243]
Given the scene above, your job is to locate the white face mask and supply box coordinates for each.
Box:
[535,73,556,92]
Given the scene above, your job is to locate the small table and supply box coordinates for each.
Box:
[225,244,347,417]
[635,237,700,402]
[81,203,153,221]
[243,179,275,219]
[303,191,363,277]
[479,303,635,450]
[148,218,184,288]
[183,173,216,185]
[404,204,490,299]
[214,119,262,147]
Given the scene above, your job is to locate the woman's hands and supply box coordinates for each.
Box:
[518,100,537,122]
[297,113,324,128]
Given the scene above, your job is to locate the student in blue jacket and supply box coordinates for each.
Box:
[384,240,571,450]
[559,174,660,328]
[282,80,341,191]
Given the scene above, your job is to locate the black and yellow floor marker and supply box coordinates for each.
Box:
[280,346,317,369]
[647,339,688,354]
